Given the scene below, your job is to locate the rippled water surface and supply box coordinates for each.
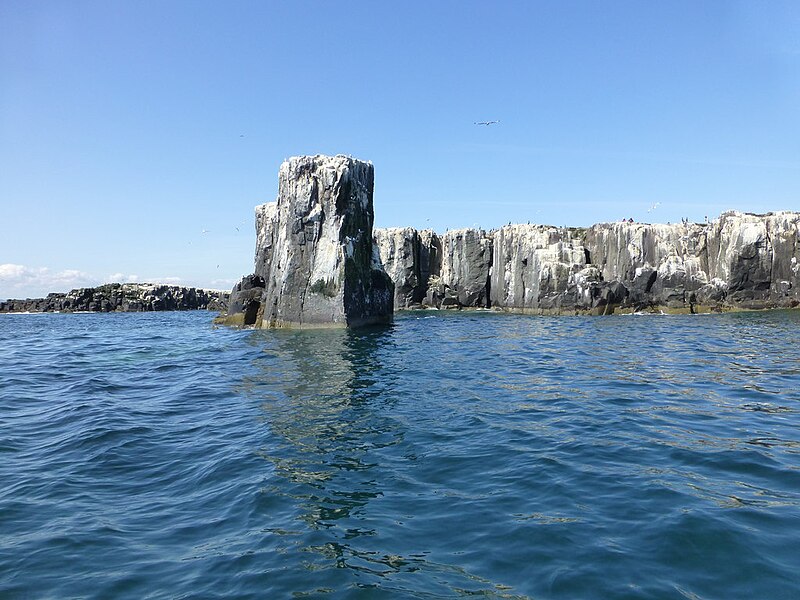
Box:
[2,310,799,599]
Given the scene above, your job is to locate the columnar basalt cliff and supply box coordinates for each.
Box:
[222,155,393,328]
[0,284,229,313]
[490,224,588,312]
[373,210,800,314]
[373,227,422,309]
[222,155,798,322]
[426,228,493,308]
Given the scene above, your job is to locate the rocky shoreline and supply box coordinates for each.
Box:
[220,155,799,327]
[0,283,229,313]
[373,211,800,315]
[13,155,795,324]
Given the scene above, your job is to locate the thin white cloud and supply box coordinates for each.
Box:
[0,265,225,301]
[106,273,140,284]
[0,264,99,300]
[0,264,26,279]
[157,276,184,285]
[210,278,238,288]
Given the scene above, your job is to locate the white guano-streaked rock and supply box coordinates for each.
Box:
[247,155,393,328]
[490,224,587,310]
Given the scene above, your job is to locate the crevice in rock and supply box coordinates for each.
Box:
[645,270,658,293]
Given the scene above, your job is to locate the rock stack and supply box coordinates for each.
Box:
[221,155,394,328]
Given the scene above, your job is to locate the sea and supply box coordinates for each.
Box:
[1,309,799,599]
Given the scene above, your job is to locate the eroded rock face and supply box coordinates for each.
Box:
[226,275,265,326]
[373,227,422,309]
[223,156,798,321]
[418,229,442,295]
[706,211,800,308]
[227,155,393,328]
[490,225,587,311]
[584,221,710,309]
[375,211,800,314]
[426,228,492,308]
[584,212,800,310]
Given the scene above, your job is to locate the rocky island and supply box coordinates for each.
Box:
[0,283,229,313]
[219,154,800,326]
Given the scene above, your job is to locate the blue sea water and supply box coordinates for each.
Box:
[1,310,799,599]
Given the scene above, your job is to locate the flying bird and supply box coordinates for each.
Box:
[474,120,500,126]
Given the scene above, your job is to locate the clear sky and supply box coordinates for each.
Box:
[1,0,798,299]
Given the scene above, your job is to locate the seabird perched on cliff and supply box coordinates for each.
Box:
[474,120,500,126]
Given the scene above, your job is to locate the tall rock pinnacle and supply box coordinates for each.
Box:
[223,155,393,328]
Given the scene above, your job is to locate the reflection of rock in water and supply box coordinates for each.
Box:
[242,326,401,529]
[234,325,530,596]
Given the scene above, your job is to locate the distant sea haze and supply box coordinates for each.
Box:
[2,310,799,598]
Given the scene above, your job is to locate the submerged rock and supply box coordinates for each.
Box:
[222,155,393,328]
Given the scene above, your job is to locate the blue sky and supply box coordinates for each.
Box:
[1,0,798,299]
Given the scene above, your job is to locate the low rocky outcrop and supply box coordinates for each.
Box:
[0,283,229,313]
[224,275,265,326]
[372,211,800,314]
[221,155,394,328]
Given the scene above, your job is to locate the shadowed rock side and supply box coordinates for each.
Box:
[428,228,492,308]
[490,224,620,314]
[222,275,266,327]
[222,155,393,328]
[0,284,229,313]
[373,211,800,314]
[372,227,494,310]
[418,229,442,298]
[373,227,422,309]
